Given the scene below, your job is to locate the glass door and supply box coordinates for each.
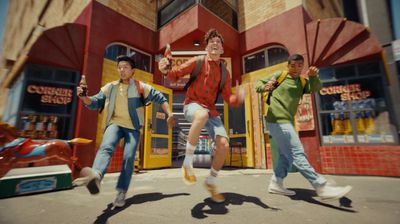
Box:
[142,83,173,169]
[224,83,254,167]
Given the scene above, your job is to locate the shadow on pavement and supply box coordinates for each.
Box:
[287,188,357,212]
[191,192,280,219]
[94,192,190,224]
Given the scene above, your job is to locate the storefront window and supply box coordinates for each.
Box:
[16,64,79,140]
[157,0,196,28]
[200,0,238,30]
[243,47,289,73]
[104,43,151,72]
[316,61,398,145]
[157,0,238,30]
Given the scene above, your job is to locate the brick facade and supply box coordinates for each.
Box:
[237,0,301,32]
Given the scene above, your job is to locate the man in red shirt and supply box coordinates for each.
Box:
[159,29,243,203]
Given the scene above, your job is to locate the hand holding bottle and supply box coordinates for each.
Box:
[158,44,172,74]
[77,75,88,97]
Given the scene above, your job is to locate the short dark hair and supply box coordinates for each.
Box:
[117,55,136,68]
[287,54,304,64]
[204,28,224,44]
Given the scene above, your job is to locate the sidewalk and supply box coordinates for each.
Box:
[0,168,399,224]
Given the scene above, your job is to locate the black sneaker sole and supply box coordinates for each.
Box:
[86,178,100,195]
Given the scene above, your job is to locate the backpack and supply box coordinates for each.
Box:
[184,55,228,103]
[265,71,306,105]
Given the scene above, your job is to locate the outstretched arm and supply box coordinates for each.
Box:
[158,56,197,82]
[304,66,321,93]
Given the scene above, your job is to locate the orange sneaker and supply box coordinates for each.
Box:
[181,166,197,185]
[204,182,225,203]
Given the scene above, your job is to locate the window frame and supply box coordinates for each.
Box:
[242,45,289,74]
[104,42,153,73]
[315,60,398,145]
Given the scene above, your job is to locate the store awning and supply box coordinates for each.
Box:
[28,23,86,70]
[306,18,382,67]
[2,23,86,88]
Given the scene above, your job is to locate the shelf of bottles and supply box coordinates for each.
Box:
[20,114,60,139]
[322,99,396,144]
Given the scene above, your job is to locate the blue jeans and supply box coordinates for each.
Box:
[92,123,140,192]
[267,122,326,188]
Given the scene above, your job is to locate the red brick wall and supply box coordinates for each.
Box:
[320,145,400,177]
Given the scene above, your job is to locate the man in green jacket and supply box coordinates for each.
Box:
[255,54,352,200]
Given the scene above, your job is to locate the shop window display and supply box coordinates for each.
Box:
[15,64,79,140]
[317,61,398,144]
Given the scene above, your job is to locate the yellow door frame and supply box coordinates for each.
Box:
[224,84,254,167]
[142,83,173,169]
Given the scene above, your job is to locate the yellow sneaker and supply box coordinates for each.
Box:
[181,166,197,185]
[204,182,225,203]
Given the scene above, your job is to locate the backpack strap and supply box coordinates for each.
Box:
[184,56,205,90]
[134,80,143,95]
[219,62,228,92]
[299,77,306,89]
[134,80,150,106]
[214,62,228,103]
[276,70,288,85]
[266,71,288,105]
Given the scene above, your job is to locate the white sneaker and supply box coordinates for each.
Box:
[113,191,126,208]
[268,178,296,196]
[316,184,352,200]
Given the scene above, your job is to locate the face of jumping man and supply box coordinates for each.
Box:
[117,61,135,83]
[287,60,304,78]
[206,36,224,57]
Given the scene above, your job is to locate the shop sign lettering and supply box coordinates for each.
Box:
[319,84,371,101]
[27,85,73,105]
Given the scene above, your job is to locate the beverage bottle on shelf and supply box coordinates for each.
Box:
[364,110,376,134]
[356,111,365,134]
[343,112,352,135]
[79,75,88,97]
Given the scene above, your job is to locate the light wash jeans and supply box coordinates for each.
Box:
[267,122,326,188]
[92,123,140,192]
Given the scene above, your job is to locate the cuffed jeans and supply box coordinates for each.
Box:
[267,122,326,188]
[92,123,140,192]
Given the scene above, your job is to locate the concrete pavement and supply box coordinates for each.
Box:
[0,168,399,224]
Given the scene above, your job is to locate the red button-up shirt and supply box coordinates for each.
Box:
[166,55,240,117]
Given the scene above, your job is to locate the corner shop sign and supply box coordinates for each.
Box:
[319,83,371,101]
[27,85,73,105]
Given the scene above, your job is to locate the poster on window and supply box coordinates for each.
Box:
[295,94,315,131]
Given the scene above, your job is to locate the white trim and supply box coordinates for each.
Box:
[1,170,70,180]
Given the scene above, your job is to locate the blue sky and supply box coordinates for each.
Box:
[0,0,9,53]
